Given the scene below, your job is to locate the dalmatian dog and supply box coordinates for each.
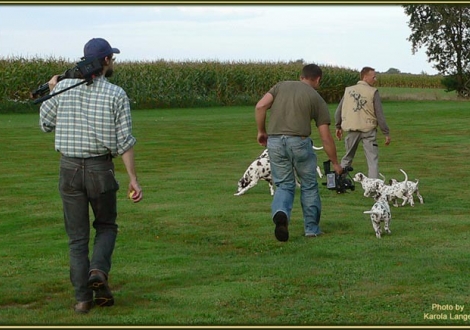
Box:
[363,192,392,239]
[389,177,424,207]
[234,145,323,196]
[375,169,409,207]
[234,149,274,196]
[353,172,386,198]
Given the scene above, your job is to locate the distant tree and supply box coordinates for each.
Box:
[403,4,470,97]
[385,68,401,74]
[288,59,305,65]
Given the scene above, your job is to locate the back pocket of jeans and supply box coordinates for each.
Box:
[90,169,120,195]
[59,167,79,193]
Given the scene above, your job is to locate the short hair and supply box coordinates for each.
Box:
[301,64,323,80]
[360,67,375,80]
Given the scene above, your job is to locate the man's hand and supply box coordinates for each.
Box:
[257,132,268,147]
[128,182,143,203]
[335,129,343,141]
[385,136,391,146]
[48,75,60,92]
[333,163,343,175]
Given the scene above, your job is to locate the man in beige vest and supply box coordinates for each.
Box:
[335,67,391,179]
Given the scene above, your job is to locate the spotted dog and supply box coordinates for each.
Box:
[363,192,392,239]
[389,176,424,207]
[376,169,409,207]
[234,149,273,196]
[234,146,323,196]
[353,172,386,198]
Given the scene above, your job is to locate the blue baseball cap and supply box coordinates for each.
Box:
[83,38,120,59]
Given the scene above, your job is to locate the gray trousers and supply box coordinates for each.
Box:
[59,154,119,302]
[341,129,380,179]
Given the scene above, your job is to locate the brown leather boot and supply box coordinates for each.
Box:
[88,270,114,307]
[74,301,94,313]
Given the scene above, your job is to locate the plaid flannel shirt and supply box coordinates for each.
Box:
[39,76,136,158]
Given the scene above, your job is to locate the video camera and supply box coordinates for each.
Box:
[322,160,355,194]
[30,58,103,102]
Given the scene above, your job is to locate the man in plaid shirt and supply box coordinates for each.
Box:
[39,37,142,314]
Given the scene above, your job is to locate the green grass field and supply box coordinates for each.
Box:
[0,99,469,326]
[378,87,460,101]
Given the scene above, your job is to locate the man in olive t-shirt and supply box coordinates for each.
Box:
[255,64,342,242]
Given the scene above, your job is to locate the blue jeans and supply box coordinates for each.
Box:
[59,155,119,302]
[267,135,322,235]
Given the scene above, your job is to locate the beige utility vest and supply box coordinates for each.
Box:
[340,81,377,132]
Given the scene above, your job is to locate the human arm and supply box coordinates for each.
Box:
[121,146,142,203]
[334,97,344,141]
[373,91,391,145]
[317,124,343,175]
[115,92,142,202]
[255,92,273,147]
[47,75,59,91]
[39,75,61,133]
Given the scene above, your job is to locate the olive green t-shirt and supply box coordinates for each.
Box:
[267,81,331,137]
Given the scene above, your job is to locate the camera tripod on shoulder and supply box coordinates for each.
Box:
[30,58,103,104]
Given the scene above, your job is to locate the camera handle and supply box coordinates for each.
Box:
[33,78,93,105]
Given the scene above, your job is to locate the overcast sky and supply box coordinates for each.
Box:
[0,4,439,74]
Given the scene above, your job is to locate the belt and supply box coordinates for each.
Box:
[269,134,309,139]
[61,153,113,161]
[92,154,113,161]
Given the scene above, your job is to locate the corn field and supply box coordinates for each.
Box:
[0,56,444,113]
[376,73,444,88]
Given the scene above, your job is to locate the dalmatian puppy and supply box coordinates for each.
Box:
[375,169,409,207]
[364,192,392,239]
[353,172,386,198]
[234,145,324,196]
[234,149,274,196]
[389,177,424,207]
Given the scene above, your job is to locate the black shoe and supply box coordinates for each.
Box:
[87,270,115,307]
[273,211,289,242]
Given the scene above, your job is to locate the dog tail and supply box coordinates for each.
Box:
[399,169,408,184]
[363,210,380,216]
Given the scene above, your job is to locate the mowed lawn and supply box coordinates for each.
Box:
[0,100,469,326]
